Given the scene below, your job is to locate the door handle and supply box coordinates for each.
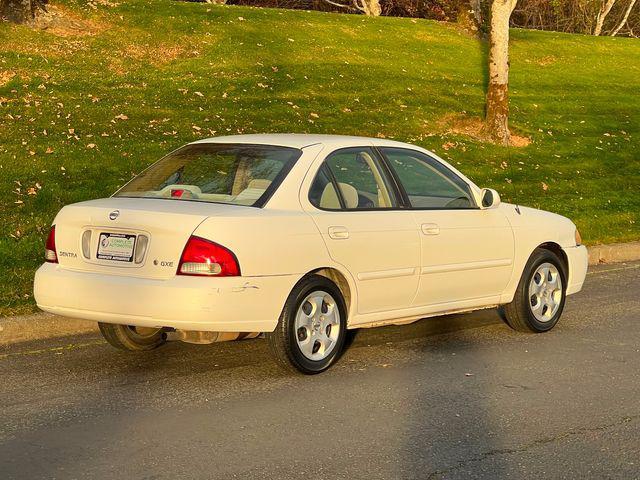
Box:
[421,223,440,235]
[328,226,349,240]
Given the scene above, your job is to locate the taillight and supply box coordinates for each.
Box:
[45,225,58,263]
[177,236,240,277]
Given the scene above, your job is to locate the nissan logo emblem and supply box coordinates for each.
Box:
[109,210,120,221]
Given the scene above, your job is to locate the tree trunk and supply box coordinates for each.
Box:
[483,0,517,145]
[594,0,616,35]
[0,0,33,23]
[323,0,380,16]
[611,0,637,35]
[356,0,381,16]
[458,0,484,36]
[470,0,484,31]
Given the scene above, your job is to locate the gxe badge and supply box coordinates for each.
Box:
[109,210,120,221]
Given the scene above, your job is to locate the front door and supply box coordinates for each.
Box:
[411,209,514,307]
[379,147,514,309]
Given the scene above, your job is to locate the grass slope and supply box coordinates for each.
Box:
[1,0,639,316]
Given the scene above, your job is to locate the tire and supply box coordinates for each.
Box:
[267,274,347,374]
[98,323,166,351]
[502,248,567,333]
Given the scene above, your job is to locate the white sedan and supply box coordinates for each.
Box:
[34,134,588,373]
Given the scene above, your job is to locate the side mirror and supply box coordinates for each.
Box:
[481,188,501,209]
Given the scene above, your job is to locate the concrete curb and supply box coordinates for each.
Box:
[2,241,639,346]
[587,241,640,266]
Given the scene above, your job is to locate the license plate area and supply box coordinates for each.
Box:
[97,232,137,262]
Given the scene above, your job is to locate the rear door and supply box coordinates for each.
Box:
[304,147,420,316]
[379,147,514,308]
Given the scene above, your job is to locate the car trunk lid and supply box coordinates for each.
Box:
[52,198,241,280]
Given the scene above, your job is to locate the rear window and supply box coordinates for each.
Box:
[114,143,302,207]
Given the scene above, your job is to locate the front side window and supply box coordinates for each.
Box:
[381,148,476,209]
[309,147,398,210]
[115,144,301,207]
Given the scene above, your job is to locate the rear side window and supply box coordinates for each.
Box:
[115,144,301,207]
[381,147,476,209]
[308,164,341,209]
[309,147,398,210]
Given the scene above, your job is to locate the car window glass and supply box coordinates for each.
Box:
[381,148,475,209]
[115,144,300,207]
[309,164,342,209]
[322,148,398,209]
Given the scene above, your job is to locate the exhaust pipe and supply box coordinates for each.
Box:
[165,330,260,345]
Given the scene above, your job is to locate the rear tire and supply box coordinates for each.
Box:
[98,323,166,351]
[502,248,567,333]
[267,274,347,374]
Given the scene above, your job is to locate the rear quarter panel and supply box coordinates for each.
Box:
[192,210,330,277]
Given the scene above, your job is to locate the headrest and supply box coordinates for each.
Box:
[247,179,271,191]
[320,182,358,209]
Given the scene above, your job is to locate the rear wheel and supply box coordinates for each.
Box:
[502,248,567,333]
[98,323,166,351]
[267,275,347,374]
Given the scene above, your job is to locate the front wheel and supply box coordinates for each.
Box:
[267,275,347,374]
[98,323,166,351]
[502,248,567,333]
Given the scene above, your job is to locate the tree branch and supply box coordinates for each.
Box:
[611,0,637,36]
[322,0,357,11]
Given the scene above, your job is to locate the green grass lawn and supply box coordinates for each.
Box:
[1,0,638,316]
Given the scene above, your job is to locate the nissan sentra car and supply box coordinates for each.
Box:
[34,134,588,374]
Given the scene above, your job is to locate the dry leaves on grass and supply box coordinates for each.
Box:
[32,4,106,37]
[436,113,531,147]
[0,71,16,87]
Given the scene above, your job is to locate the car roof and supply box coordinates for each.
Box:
[191,133,417,150]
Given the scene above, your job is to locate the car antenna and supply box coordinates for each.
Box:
[506,135,521,215]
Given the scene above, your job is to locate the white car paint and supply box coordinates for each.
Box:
[34,134,588,333]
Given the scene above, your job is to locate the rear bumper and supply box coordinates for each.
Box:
[564,245,588,295]
[34,263,298,332]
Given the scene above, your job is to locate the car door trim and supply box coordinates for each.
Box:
[420,258,512,275]
[357,267,417,281]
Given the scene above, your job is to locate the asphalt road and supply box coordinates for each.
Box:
[1,262,639,480]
